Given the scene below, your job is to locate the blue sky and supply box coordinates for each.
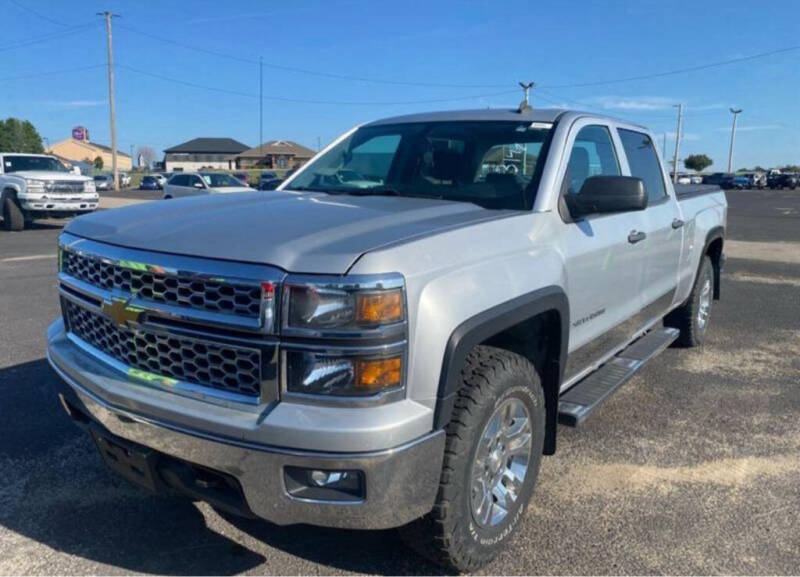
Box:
[2,0,798,170]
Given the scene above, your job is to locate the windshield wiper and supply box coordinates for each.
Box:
[340,188,401,197]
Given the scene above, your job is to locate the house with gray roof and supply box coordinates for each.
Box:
[163,137,249,172]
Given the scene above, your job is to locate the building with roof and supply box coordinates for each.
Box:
[47,134,132,171]
[163,137,249,172]
[235,140,315,170]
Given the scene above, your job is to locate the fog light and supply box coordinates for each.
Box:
[284,466,364,502]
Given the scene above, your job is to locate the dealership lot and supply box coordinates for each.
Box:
[0,189,798,575]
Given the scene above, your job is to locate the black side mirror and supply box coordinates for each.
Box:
[566,175,647,218]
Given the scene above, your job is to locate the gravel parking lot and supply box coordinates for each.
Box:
[0,189,798,575]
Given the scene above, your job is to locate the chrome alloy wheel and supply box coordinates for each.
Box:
[470,397,533,528]
[698,276,712,330]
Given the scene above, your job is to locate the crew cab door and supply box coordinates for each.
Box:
[558,122,650,384]
[616,128,683,321]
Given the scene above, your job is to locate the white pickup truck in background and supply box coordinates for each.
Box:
[0,153,99,231]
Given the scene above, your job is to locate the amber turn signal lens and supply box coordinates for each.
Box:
[355,357,403,390]
[356,290,404,325]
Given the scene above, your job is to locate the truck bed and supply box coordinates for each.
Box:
[674,184,723,200]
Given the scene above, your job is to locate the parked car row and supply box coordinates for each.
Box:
[767,172,798,189]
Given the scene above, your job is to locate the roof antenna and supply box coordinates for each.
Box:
[518,82,534,113]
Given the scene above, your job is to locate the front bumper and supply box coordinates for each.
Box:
[46,321,445,529]
[20,194,99,213]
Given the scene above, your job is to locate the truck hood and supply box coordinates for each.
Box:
[64,190,512,273]
[8,170,89,181]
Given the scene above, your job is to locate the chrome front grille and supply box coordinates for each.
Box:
[62,248,263,318]
[64,300,262,397]
[46,181,85,193]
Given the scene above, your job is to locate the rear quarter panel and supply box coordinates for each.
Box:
[675,190,727,303]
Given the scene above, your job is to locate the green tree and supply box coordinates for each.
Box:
[0,118,44,152]
[684,154,713,173]
[93,156,104,170]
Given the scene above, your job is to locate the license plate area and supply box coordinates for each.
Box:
[90,426,159,492]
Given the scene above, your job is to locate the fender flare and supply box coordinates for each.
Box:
[433,286,570,452]
[1,183,22,200]
[703,226,725,299]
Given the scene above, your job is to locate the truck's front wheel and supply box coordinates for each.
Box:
[400,346,545,572]
[2,196,25,231]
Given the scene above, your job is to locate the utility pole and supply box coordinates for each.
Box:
[662,133,667,158]
[129,144,134,168]
[671,103,683,184]
[728,108,742,173]
[259,57,263,162]
[98,11,119,191]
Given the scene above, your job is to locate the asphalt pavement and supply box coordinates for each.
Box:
[0,189,798,575]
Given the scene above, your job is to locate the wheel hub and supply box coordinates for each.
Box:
[470,397,533,528]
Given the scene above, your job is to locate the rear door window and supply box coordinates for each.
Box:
[617,129,667,201]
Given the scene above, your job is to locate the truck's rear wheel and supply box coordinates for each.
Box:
[400,345,545,572]
[665,255,714,347]
[2,196,25,231]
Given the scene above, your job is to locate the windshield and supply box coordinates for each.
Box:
[3,155,69,173]
[286,121,552,210]
[200,173,246,188]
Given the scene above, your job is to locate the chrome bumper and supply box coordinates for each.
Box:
[20,196,98,212]
[46,321,444,529]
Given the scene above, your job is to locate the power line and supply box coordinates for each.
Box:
[117,64,519,105]
[0,21,97,52]
[116,23,511,89]
[7,0,70,27]
[541,44,800,88]
[0,63,105,83]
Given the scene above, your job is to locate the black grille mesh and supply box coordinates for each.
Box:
[62,249,262,318]
[64,300,261,396]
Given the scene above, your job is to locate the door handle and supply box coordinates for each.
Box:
[671,218,684,229]
[628,230,647,244]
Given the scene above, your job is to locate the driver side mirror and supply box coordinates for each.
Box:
[566,175,647,218]
[193,181,205,189]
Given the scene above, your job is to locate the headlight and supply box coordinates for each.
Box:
[24,178,46,193]
[284,350,404,397]
[84,180,96,193]
[283,275,405,334]
[280,274,407,400]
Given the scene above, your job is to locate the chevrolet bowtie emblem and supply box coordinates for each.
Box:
[101,298,144,328]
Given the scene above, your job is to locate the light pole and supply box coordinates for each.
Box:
[672,103,683,184]
[727,108,742,174]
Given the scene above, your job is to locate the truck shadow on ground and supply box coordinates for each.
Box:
[0,359,446,575]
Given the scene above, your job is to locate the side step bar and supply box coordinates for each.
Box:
[558,327,679,427]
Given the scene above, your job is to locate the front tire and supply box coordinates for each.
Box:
[2,196,25,231]
[400,346,545,572]
[665,255,714,347]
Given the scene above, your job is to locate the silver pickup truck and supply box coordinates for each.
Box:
[46,108,726,572]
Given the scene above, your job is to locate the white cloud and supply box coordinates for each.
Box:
[713,124,782,132]
[662,131,701,141]
[47,100,106,108]
[586,96,727,113]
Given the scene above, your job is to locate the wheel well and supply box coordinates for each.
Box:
[2,187,18,201]
[706,236,723,299]
[482,310,563,455]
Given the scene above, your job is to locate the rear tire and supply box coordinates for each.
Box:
[400,346,545,573]
[665,255,714,347]
[2,196,25,231]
